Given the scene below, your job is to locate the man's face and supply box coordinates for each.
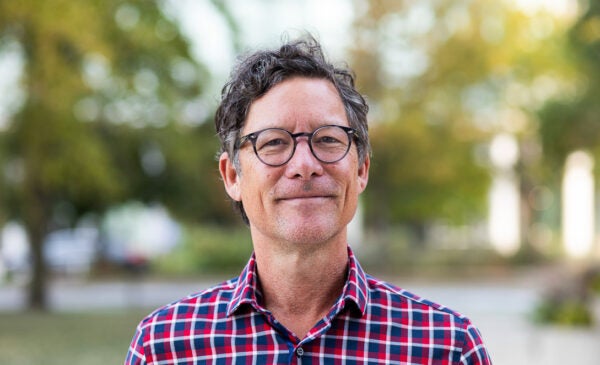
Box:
[220,77,369,246]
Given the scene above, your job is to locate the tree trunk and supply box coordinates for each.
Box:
[27,220,47,310]
[23,184,51,311]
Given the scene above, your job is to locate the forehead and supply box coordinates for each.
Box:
[243,77,348,133]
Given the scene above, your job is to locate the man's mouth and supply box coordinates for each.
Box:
[276,193,335,201]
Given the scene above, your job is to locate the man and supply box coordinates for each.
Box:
[125,36,492,364]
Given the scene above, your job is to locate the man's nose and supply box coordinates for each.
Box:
[284,138,323,179]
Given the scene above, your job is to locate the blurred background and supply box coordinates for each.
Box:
[1,0,600,363]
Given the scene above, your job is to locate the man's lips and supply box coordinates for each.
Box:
[276,193,335,201]
[274,182,339,201]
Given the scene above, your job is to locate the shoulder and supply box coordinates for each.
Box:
[364,275,491,360]
[367,275,487,358]
[365,274,473,327]
[340,264,492,363]
[125,278,240,363]
[136,278,238,331]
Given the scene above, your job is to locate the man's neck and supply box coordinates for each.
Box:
[252,238,349,339]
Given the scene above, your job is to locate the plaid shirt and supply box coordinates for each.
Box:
[125,248,491,364]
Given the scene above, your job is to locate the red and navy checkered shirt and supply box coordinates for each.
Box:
[125,248,491,364]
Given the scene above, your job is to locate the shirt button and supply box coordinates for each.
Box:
[296,347,304,357]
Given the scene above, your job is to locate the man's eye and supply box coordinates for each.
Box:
[323,136,340,143]
[315,136,343,144]
[265,138,286,146]
[258,138,289,150]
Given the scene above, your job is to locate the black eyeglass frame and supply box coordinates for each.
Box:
[236,125,359,167]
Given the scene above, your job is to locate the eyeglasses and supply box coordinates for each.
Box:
[236,125,358,167]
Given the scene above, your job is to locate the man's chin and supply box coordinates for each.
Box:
[276,217,342,245]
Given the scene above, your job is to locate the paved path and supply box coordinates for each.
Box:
[1,275,599,365]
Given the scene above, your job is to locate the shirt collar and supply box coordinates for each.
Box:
[341,246,369,317]
[227,246,369,317]
[226,253,262,316]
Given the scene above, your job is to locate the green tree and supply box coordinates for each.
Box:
[0,0,236,310]
[349,0,574,242]
[538,0,600,173]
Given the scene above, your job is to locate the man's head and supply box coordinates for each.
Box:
[215,35,370,225]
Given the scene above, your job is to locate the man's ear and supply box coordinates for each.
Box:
[357,154,370,194]
[219,152,242,201]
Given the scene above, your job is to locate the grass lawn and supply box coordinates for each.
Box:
[0,310,150,365]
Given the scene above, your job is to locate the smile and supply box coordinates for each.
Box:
[277,195,334,202]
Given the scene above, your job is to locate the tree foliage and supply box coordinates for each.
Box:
[538,0,600,173]
[0,0,235,309]
[2,0,597,308]
[349,0,577,230]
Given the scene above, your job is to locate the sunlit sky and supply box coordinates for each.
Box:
[166,0,354,87]
[506,0,579,18]
[0,40,25,129]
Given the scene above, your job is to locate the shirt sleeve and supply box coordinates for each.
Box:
[124,321,148,365]
[460,323,492,365]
